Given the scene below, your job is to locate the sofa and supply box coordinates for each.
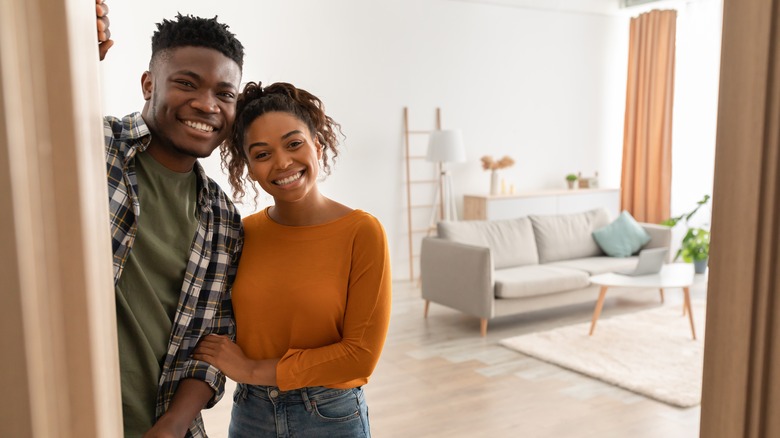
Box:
[420,207,672,336]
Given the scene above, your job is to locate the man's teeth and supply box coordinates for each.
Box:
[184,120,215,132]
[274,172,303,185]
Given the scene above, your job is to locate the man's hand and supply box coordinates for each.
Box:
[142,379,214,438]
[96,0,113,60]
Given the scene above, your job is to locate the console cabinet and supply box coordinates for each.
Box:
[462,188,620,221]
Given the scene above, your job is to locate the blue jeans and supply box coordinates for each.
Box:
[229,384,371,438]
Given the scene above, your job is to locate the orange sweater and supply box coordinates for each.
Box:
[232,208,392,391]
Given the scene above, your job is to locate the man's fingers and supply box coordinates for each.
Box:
[96,2,109,17]
[97,18,108,33]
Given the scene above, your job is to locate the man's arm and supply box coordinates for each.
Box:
[96,0,113,60]
[142,379,213,438]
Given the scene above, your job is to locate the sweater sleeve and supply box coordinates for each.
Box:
[275,216,392,390]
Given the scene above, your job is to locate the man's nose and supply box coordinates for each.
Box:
[191,92,220,113]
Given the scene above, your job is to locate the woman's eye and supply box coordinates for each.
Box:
[289,141,303,149]
[254,152,269,160]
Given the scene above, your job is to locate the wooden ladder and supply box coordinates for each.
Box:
[403,107,443,281]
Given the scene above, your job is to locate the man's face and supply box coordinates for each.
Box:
[141,46,241,171]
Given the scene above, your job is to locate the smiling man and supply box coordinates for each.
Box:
[99,9,244,438]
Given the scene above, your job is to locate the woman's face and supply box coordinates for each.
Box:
[243,111,322,204]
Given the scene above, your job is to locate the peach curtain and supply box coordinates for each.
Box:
[620,9,677,223]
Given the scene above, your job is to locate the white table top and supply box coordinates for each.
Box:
[589,263,696,288]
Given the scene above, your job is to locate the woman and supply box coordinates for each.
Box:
[193,82,391,438]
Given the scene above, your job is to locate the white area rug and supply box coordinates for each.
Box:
[499,301,706,408]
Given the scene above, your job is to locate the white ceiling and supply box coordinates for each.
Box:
[448,0,694,16]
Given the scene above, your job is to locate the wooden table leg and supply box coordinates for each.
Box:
[659,288,665,304]
[683,287,697,340]
[589,286,609,336]
[424,300,430,318]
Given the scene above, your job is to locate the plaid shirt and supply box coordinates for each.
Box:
[105,112,242,437]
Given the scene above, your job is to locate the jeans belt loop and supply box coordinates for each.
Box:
[236,383,249,401]
[301,387,313,412]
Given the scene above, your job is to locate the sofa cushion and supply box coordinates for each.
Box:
[591,210,652,257]
[546,256,639,275]
[529,208,611,263]
[438,217,538,269]
[494,265,590,299]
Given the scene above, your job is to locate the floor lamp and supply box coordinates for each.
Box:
[426,129,466,224]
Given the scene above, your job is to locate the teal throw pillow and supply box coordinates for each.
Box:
[592,210,651,258]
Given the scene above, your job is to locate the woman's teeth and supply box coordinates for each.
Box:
[274,171,303,185]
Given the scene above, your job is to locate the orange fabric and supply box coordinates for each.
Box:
[621,9,676,224]
[232,208,392,391]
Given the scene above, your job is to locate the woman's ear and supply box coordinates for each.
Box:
[315,137,324,160]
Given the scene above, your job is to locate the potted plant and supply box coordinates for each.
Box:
[565,173,578,189]
[661,194,711,274]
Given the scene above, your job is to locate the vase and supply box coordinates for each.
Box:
[693,258,708,274]
[490,170,499,195]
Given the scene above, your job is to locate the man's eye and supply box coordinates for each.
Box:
[219,92,236,99]
[176,80,195,88]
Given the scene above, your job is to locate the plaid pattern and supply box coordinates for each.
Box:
[105,113,242,437]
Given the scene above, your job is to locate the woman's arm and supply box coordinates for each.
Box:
[275,217,392,390]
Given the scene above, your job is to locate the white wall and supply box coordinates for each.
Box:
[100,0,721,279]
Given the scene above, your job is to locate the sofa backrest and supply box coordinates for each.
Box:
[529,208,611,263]
[437,217,539,269]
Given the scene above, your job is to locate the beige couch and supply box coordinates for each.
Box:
[420,208,671,336]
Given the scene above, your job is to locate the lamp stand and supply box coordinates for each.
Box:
[427,162,458,233]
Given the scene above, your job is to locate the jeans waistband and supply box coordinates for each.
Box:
[235,384,314,411]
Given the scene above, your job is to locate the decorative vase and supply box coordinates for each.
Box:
[490,170,499,195]
[693,258,708,274]
[566,180,576,190]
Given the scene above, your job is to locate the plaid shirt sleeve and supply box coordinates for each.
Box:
[181,208,243,408]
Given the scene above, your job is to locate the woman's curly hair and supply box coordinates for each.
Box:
[221,82,343,204]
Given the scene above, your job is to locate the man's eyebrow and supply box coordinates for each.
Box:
[174,70,201,80]
[173,71,237,90]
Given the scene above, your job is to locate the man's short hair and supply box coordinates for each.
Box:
[150,13,244,69]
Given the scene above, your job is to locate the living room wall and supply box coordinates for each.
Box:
[100,0,721,280]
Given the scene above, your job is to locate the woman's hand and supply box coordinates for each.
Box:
[194,334,280,385]
[193,334,255,383]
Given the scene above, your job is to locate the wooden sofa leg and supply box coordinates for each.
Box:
[424,300,430,318]
[480,319,488,337]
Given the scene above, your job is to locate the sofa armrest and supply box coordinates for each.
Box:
[420,237,495,319]
[640,223,673,260]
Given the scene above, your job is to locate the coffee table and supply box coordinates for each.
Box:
[588,263,697,340]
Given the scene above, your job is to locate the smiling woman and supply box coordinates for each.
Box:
[194,82,392,437]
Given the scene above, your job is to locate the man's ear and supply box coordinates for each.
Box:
[141,71,153,101]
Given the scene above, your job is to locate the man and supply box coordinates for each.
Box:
[97,4,244,437]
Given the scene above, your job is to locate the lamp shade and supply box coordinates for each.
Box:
[426,129,466,163]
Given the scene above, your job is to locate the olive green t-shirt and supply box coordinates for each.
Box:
[115,151,198,437]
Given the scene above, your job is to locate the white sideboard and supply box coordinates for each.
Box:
[462,188,620,221]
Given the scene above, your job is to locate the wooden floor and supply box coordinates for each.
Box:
[203,279,706,437]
